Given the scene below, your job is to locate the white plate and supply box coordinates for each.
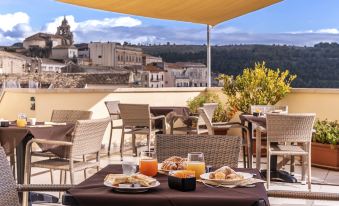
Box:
[200,172,253,185]
[104,181,160,193]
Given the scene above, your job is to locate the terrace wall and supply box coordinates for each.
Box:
[0,87,338,151]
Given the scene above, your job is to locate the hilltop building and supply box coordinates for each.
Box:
[142,54,163,66]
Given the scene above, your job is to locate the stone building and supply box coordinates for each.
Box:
[89,42,142,67]
[141,64,165,88]
[51,45,78,60]
[142,54,163,66]
[23,33,63,50]
[55,16,74,46]
[0,51,27,74]
[23,17,75,59]
[163,62,208,87]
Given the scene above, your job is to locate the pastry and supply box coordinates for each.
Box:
[161,156,187,171]
[208,166,244,181]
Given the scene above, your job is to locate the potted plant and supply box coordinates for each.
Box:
[312,119,339,170]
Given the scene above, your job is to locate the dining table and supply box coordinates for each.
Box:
[64,164,269,206]
[150,106,193,132]
[0,122,75,184]
[240,114,298,183]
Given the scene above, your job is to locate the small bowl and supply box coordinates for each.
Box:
[168,175,196,192]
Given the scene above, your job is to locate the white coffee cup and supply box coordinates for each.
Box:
[30,118,37,125]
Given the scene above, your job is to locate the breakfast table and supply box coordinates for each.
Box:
[64,164,269,206]
[0,122,75,184]
[240,114,297,183]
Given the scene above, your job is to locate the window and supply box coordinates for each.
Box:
[162,75,163,81]
[200,83,203,87]
[98,55,102,58]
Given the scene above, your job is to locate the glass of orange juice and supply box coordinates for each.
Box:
[139,150,158,177]
[186,152,205,179]
[17,113,27,128]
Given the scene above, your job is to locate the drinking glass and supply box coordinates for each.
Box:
[122,161,137,175]
[139,151,158,177]
[17,113,27,128]
[186,152,205,179]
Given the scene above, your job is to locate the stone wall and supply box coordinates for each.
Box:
[0,72,130,88]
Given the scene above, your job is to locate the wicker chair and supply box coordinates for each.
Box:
[24,118,110,187]
[104,101,123,156]
[262,113,316,190]
[51,110,93,123]
[171,103,218,135]
[0,146,72,206]
[118,104,165,160]
[31,109,93,184]
[155,134,241,168]
[250,105,288,170]
[198,107,252,168]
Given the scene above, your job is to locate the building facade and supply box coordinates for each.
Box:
[89,42,142,67]
[0,51,27,74]
[51,45,78,60]
[142,54,163,66]
[141,64,165,88]
[163,62,208,87]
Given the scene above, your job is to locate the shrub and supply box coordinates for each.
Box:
[313,119,339,146]
[218,62,296,117]
[187,92,230,122]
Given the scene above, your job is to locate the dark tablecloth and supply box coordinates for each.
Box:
[68,165,269,206]
[0,123,75,157]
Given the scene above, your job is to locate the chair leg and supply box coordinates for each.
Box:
[242,145,247,168]
[267,143,271,189]
[120,128,125,161]
[83,155,87,179]
[96,152,100,172]
[147,134,151,151]
[308,144,312,191]
[107,122,113,156]
[132,134,137,156]
[256,130,262,171]
[70,169,74,185]
[50,169,54,184]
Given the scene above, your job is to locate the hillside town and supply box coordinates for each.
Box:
[0,17,208,88]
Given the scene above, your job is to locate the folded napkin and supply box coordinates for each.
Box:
[197,178,266,188]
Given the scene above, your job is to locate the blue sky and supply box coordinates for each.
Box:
[1,0,339,46]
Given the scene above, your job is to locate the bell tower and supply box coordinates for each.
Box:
[56,16,74,45]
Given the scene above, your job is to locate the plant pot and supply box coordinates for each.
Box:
[311,142,339,170]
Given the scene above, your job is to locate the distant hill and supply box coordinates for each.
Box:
[142,43,339,88]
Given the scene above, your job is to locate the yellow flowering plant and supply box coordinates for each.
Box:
[218,62,296,117]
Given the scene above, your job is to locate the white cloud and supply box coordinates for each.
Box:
[0,12,32,45]
[0,12,29,32]
[43,15,141,34]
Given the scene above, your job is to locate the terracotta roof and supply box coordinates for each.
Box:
[24,33,63,41]
[0,51,27,60]
[144,64,164,73]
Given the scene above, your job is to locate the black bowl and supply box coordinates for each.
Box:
[168,175,196,192]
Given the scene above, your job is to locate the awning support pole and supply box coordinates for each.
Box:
[207,24,212,87]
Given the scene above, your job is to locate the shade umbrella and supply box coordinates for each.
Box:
[57,0,282,87]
